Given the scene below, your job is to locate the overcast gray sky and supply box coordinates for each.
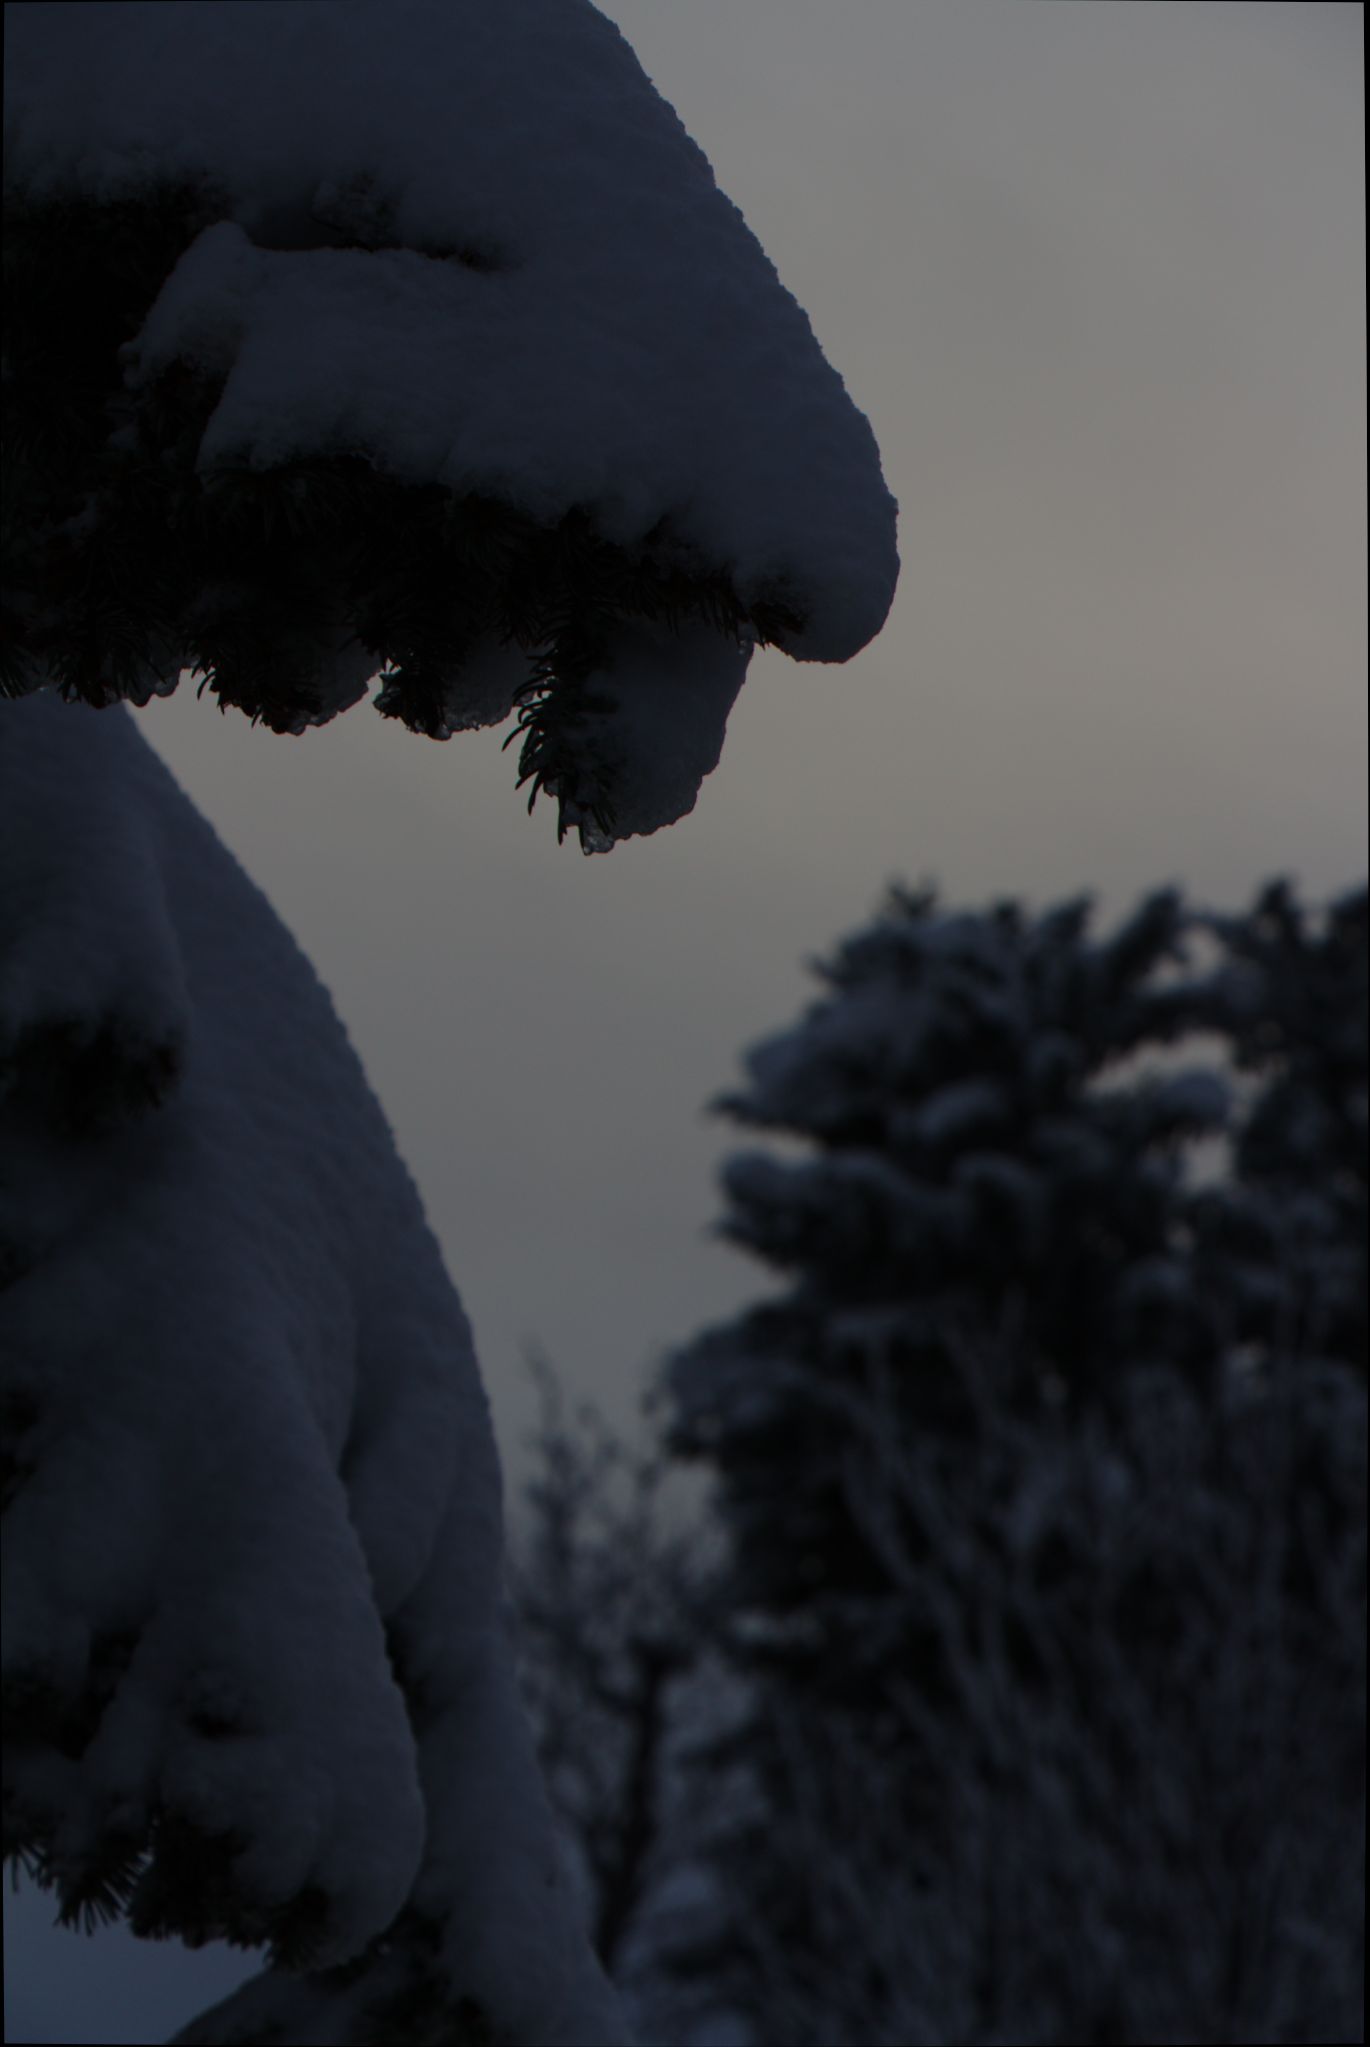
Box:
[6,3,1365,2040]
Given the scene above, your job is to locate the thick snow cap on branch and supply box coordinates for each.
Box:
[0,693,626,2045]
[4,0,899,847]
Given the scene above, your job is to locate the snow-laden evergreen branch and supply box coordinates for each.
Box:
[1,694,624,2045]
[3,0,898,850]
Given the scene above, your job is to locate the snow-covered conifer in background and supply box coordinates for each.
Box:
[663,1349,1365,2046]
[1190,880,1368,1379]
[2,3,900,2041]
[666,883,1233,1696]
[503,880,1365,2045]
[642,877,1366,2045]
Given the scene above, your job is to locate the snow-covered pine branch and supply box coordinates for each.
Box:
[3,5,904,2039]
[3,0,898,851]
[1,692,626,2046]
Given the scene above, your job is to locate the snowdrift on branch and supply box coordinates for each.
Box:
[2,0,899,849]
[0,692,625,2046]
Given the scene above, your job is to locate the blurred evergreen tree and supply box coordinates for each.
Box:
[634,877,1368,2045]
[665,883,1238,1700]
[1190,880,1368,1379]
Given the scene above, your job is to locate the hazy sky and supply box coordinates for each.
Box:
[6,3,1365,2040]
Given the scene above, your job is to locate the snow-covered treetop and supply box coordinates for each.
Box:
[3,0,899,848]
[722,884,1205,1148]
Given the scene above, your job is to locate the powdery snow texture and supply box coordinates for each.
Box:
[5,0,898,843]
[0,692,624,2045]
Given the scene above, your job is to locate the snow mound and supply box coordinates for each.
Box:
[4,0,899,849]
[0,692,625,2044]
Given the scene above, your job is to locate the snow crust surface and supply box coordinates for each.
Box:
[0,692,625,2044]
[5,0,899,671]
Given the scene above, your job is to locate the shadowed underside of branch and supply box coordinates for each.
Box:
[2,181,804,849]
